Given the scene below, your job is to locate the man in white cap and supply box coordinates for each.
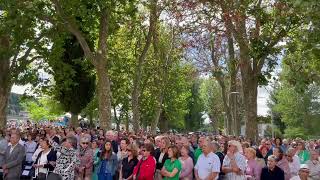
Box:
[290,164,311,180]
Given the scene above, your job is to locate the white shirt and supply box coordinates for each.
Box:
[289,155,301,177]
[9,143,18,154]
[290,175,312,180]
[306,160,320,180]
[195,152,221,180]
[36,150,50,176]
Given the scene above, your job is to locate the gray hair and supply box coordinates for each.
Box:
[268,155,277,161]
[67,136,78,149]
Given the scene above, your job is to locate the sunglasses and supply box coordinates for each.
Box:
[127,149,132,152]
[82,142,89,145]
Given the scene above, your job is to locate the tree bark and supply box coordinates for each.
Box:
[131,0,158,133]
[70,112,78,127]
[151,93,164,135]
[96,63,112,130]
[0,36,11,129]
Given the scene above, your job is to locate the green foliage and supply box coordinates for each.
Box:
[184,80,205,131]
[47,34,95,116]
[22,97,64,122]
[273,69,320,138]
[199,78,224,129]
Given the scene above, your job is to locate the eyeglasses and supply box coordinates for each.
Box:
[82,142,89,145]
[127,149,132,152]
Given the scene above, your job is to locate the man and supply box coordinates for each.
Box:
[194,136,205,162]
[105,130,119,153]
[306,149,320,180]
[287,147,301,177]
[290,164,311,180]
[261,155,285,180]
[2,133,26,180]
[195,139,220,180]
[0,130,8,180]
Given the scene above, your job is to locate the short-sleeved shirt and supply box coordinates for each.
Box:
[163,159,182,180]
[194,148,203,162]
[195,152,221,180]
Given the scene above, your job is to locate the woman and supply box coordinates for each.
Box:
[96,140,118,180]
[33,138,57,180]
[306,149,320,180]
[120,144,139,180]
[161,145,182,180]
[258,145,269,165]
[75,137,93,180]
[92,140,100,180]
[275,138,285,152]
[133,143,156,180]
[296,141,310,164]
[222,140,247,180]
[47,135,80,180]
[244,147,262,180]
[25,134,37,162]
[261,155,285,180]
[178,145,193,180]
[155,137,170,179]
[273,147,291,180]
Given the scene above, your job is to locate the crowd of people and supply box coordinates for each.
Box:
[0,125,319,180]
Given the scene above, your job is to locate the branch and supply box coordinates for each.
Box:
[51,0,95,65]
[97,8,108,57]
[10,34,44,73]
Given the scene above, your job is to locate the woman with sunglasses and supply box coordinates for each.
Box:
[133,143,156,180]
[120,144,139,180]
[96,140,118,180]
[75,137,93,180]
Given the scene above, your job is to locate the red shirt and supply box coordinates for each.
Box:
[133,155,156,180]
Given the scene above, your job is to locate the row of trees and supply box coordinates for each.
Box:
[1,0,320,138]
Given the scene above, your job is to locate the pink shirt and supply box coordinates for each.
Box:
[245,159,262,180]
[179,156,193,180]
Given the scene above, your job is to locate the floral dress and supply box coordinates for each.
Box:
[50,140,80,180]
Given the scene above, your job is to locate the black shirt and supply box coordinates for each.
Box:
[121,157,139,179]
[261,166,285,180]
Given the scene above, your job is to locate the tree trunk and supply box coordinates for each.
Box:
[96,62,112,130]
[242,77,258,141]
[131,0,158,133]
[88,113,94,128]
[0,36,11,130]
[125,112,129,132]
[70,112,78,127]
[113,106,120,132]
[151,93,164,135]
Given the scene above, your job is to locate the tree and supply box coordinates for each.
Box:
[273,66,320,138]
[209,0,300,140]
[22,97,63,122]
[48,35,95,127]
[184,80,205,131]
[200,78,225,133]
[37,0,137,129]
[0,1,47,128]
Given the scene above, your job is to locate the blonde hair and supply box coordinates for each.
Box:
[245,147,256,157]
